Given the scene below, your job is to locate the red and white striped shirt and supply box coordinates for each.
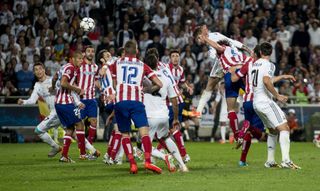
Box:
[55,63,79,104]
[218,46,247,73]
[169,63,186,85]
[77,62,99,100]
[110,57,156,103]
[236,56,255,102]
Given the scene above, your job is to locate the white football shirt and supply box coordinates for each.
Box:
[144,70,177,119]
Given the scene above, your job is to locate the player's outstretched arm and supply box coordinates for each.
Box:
[17,84,39,105]
[263,76,288,103]
[200,35,224,53]
[272,75,296,83]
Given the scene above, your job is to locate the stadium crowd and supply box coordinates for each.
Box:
[0,0,319,105]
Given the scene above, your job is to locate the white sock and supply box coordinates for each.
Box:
[220,125,226,141]
[164,137,186,168]
[38,132,59,148]
[184,129,190,141]
[279,130,291,163]
[267,134,277,162]
[115,144,124,161]
[152,147,166,160]
[85,138,96,153]
[53,128,58,140]
[197,90,212,113]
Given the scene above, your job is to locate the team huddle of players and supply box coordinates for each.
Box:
[18,23,301,174]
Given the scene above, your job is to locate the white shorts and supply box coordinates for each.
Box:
[209,58,224,78]
[148,118,169,140]
[36,110,62,133]
[253,100,287,129]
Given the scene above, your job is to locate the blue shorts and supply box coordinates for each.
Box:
[224,72,245,98]
[55,104,82,127]
[243,101,264,132]
[80,99,98,119]
[105,103,114,114]
[114,101,149,133]
[168,102,185,127]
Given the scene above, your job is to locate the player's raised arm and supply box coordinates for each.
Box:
[272,75,296,83]
[199,35,225,53]
[17,84,39,105]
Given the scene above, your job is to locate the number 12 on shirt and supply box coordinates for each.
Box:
[121,65,138,84]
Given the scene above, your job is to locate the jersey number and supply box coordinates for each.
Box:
[251,69,259,87]
[163,70,175,84]
[121,66,138,84]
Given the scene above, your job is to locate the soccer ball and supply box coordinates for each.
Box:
[80,17,95,32]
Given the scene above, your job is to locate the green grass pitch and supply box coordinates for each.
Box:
[0,142,319,191]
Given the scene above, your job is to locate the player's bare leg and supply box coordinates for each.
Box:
[197,77,221,114]
[139,126,162,174]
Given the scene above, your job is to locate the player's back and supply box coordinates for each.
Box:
[113,57,152,103]
[144,70,175,119]
[249,58,275,103]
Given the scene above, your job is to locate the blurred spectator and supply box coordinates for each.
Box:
[291,22,310,49]
[243,29,258,50]
[23,38,40,65]
[139,31,153,58]
[16,62,34,96]
[308,20,320,47]
[269,31,283,64]
[290,58,309,78]
[287,109,304,141]
[0,2,14,26]
[310,81,320,104]
[147,35,164,58]
[116,22,134,47]
[293,81,309,104]
[277,24,291,51]
[160,48,170,64]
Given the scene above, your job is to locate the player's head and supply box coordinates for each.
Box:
[194,24,208,44]
[72,50,83,67]
[117,47,125,58]
[84,45,95,61]
[144,54,158,70]
[253,45,261,59]
[170,49,180,66]
[146,48,159,60]
[259,42,272,57]
[217,40,230,47]
[33,62,46,79]
[124,40,138,56]
[97,49,111,65]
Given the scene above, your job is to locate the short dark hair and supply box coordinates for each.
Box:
[33,62,45,70]
[193,25,203,39]
[260,42,272,56]
[146,48,159,59]
[144,54,158,70]
[97,49,109,64]
[117,47,124,57]
[124,40,137,55]
[170,49,180,57]
[253,45,261,58]
[84,45,94,52]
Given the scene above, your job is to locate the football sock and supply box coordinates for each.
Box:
[173,130,187,157]
[220,125,226,141]
[267,134,277,162]
[151,147,166,160]
[141,135,152,163]
[279,130,291,163]
[164,137,185,167]
[85,138,96,153]
[122,136,136,165]
[197,90,212,113]
[76,130,86,155]
[240,133,252,162]
[62,135,72,158]
[87,125,96,144]
[107,130,116,156]
[38,132,59,148]
[110,132,122,160]
[228,111,238,135]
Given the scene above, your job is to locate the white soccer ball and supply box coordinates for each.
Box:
[80,17,95,32]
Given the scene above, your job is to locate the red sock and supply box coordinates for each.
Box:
[122,137,136,165]
[110,133,122,160]
[62,135,72,158]
[141,135,152,163]
[240,133,252,162]
[228,111,238,135]
[107,130,116,156]
[157,138,168,150]
[249,126,262,140]
[173,130,187,157]
[76,130,86,155]
[87,125,96,144]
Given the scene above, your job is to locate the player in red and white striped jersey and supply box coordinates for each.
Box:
[78,46,101,147]
[109,40,163,174]
[54,51,87,163]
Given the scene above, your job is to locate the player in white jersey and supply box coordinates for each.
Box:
[144,54,189,172]
[193,24,252,116]
[248,42,300,169]
[18,63,62,157]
